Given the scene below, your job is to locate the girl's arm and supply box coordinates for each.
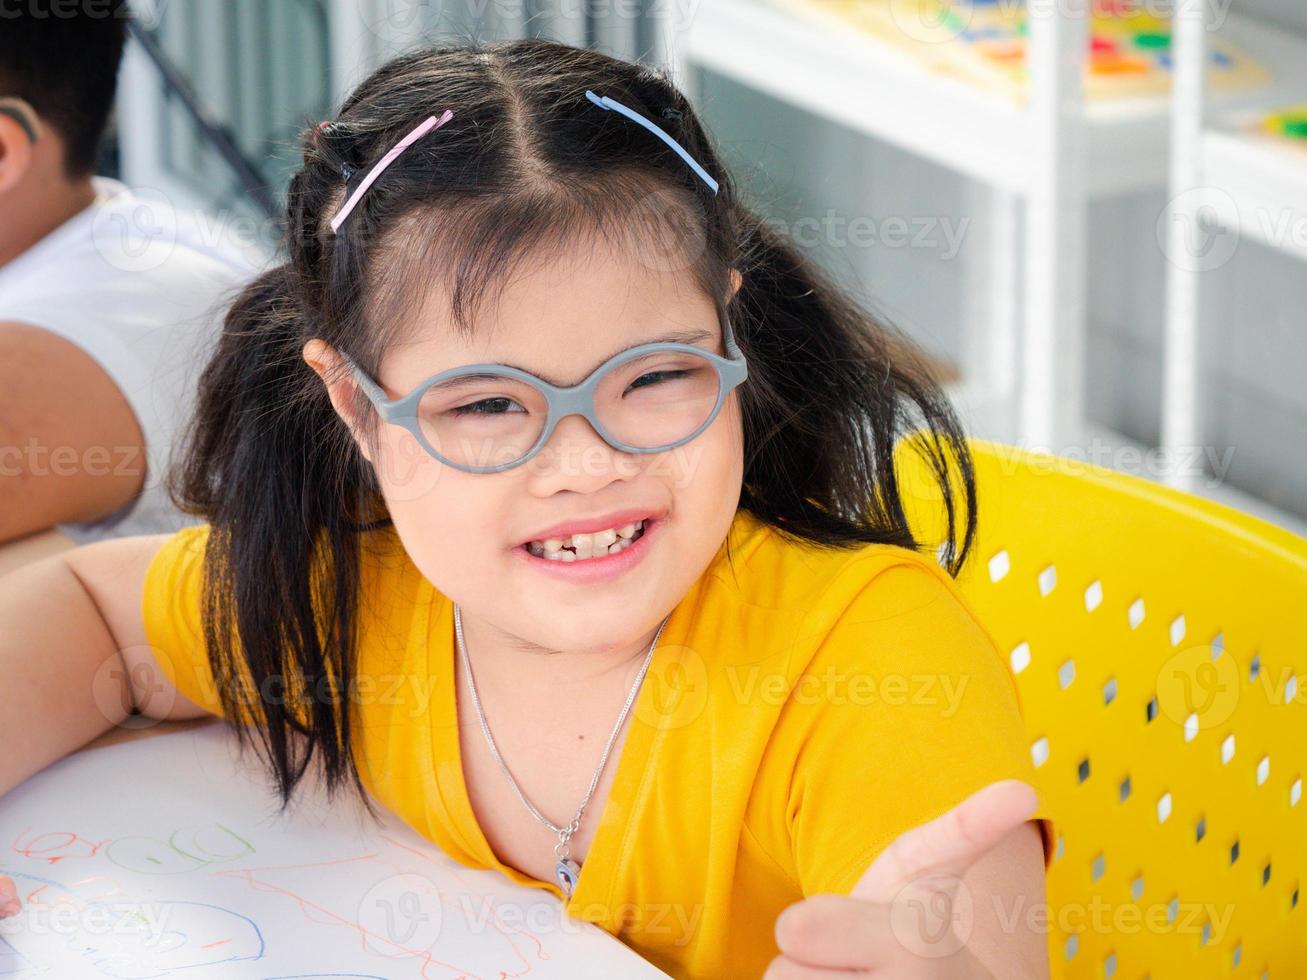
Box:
[1,533,212,917]
[0,533,210,800]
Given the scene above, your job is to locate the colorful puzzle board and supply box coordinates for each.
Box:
[780,0,1272,101]
[1260,104,1307,150]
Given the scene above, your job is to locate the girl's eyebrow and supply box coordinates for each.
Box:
[489,327,716,387]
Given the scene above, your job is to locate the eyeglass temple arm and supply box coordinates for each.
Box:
[722,314,744,360]
[339,351,394,412]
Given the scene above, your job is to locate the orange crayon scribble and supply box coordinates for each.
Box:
[11,827,111,864]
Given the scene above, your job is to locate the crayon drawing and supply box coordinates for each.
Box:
[0,721,668,979]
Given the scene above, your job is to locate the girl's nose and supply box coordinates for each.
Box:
[526,412,638,486]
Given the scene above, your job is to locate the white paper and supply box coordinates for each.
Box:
[0,720,670,979]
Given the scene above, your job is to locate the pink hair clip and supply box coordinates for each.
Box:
[329,108,455,235]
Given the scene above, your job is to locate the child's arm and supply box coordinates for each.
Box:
[0,534,210,916]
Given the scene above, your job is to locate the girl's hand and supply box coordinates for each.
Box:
[0,874,18,918]
[766,779,1039,979]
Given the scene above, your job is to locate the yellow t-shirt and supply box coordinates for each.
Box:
[143,506,1054,979]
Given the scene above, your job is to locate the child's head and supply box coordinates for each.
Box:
[0,0,128,181]
[172,37,976,804]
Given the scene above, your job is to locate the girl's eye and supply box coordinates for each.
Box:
[626,370,688,392]
[449,397,525,416]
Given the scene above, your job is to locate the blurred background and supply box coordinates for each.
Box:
[102,0,1307,536]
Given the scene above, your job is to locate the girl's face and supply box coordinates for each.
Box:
[307,240,744,657]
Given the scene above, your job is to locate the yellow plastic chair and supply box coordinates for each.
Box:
[893,435,1307,978]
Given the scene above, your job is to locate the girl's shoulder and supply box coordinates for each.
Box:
[705,508,960,621]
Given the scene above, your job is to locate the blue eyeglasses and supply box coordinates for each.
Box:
[341,317,748,474]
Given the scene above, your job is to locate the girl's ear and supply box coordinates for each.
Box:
[302,338,374,464]
[727,267,743,304]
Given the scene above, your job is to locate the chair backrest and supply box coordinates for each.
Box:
[893,435,1307,978]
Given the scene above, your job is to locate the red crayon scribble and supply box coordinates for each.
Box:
[379,835,549,961]
[11,827,110,864]
[212,849,552,979]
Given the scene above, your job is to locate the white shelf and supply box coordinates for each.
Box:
[1071,421,1307,541]
[686,0,1307,195]
[946,385,1307,539]
[1201,125,1307,262]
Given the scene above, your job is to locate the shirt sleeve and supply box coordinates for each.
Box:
[140,522,384,729]
[140,522,242,721]
[785,556,1056,897]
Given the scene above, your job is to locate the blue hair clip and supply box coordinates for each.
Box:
[585,90,718,195]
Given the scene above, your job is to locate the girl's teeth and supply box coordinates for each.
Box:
[527,520,647,560]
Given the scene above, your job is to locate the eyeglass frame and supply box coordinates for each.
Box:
[339,315,749,474]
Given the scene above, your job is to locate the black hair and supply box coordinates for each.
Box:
[169,37,978,820]
[0,0,129,177]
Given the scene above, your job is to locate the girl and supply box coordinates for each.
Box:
[0,38,1054,978]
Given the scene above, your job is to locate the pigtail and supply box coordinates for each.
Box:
[730,212,978,578]
[167,261,382,821]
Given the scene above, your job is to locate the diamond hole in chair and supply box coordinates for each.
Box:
[1038,564,1057,596]
[1103,676,1118,705]
[1010,641,1031,674]
[1195,815,1206,842]
[1183,713,1199,742]
[1211,631,1225,659]
[1250,654,1261,681]
[1285,675,1298,704]
[1166,895,1179,923]
[1222,734,1236,765]
[1064,934,1079,960]
[1170,614,1186,647]
[1157,792,1173,823]
[1059,659,1076,690]
[1031,736,1050,768]
[1130,874,1144,901]
[1291,777,1302,807]
[988,549,1010,583]
[1084,579,1103,612]
[1263,862,1272,886]
[1258,755,1270,786]
[1128,597,1146,629]
[1091,852,1105,882]
[1230,838,1240,865]
[1103,951,1117,978]
[1077,756,1091,783]
[1146,696,1158,723]
[1119,775,1132,803]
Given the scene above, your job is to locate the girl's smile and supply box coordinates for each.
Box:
[514,513,663,584]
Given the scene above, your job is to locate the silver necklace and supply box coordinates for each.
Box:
[453,602,670,898]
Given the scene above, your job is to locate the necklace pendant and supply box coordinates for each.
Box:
[555,857,581,897]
